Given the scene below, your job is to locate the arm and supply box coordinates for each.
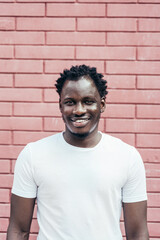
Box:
[7,194,36,240]
[123,201,149,240]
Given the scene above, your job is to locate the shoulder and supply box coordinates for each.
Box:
[28,132,62,150]
[101,133,141,163]
[15,132,63,168]
[101,133,134,152]
[17,132,62,162]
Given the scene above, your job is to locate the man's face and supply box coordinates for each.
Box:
[59,76,105,140]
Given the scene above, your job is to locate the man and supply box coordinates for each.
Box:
[7,65,149,239]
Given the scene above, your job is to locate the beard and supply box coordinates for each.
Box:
[69,129,90,139]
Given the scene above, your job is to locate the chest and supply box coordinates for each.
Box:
[34,150,129,200]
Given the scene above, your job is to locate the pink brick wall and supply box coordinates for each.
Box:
[0,0,160,239]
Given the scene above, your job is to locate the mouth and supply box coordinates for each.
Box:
[70,118,90,128]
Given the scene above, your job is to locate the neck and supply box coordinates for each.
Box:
[63,130,102,148]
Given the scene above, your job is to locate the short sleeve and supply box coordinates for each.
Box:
[122,147,147,203]
[12,144,37,198]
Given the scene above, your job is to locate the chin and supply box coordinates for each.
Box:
[71,131,90,138]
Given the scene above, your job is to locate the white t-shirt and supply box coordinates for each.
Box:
[12,132,147,240]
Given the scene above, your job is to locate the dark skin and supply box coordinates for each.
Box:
[7,195,35,240]
[123,201,149,240]
[7,77,149,239]
[59,77,106,148]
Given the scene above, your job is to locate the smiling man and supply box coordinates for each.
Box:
[7,65,149,240]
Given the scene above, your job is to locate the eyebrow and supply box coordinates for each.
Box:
[64,96,96,100]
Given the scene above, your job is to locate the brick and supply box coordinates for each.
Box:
[137,105,160,119]
[47,32,105,45]
[147,178,160,192]
[107,90,160,104]
[29,235,38,240]
[106,119,160,133]
[137,134,160,148]
[0,103,12,116]
[30,219,39,233]
[148,208,160,222]
[47,3,105,16]
[45,60,104,74]
[149,239,160,240]
[0,233,6,240]
[98,118,105,132]
[148,222,160,237]
[0,3,44,16]
[0,175,13,188]
[0,88,42,102]
[145,163,160,178]
[76,47,136,60]
[17,17,75,31]
[44,117,65,131]
[0,189,10,203]
[139,0,160,2]
[0,17,15,30]
[78,18,136,31]
[138,149,160,163]
[0,74,13,87]
[137,76,160,89]
[14,103,61,116]
[108,4,160,17]
[13,131,55,145]
[0,45,13,58]
[0,145,23,159]
[138,47,160,60]
[0,0,14,2]
[106,75,136,89]
[101,104,135,118]
[108,133,135,146]
[44,89,59,102]
[11,160,16,173]
[107,61,160,75]
[0,117,42,131]
[0,218,8,231]
[107,33,160,46]
[0,60,43,73]
[120,222,125,236]
[17,0,75,1]
[0,204,10,217]
[0,160,10,174]
[15,74,57,88]
[0,32,44,44]
[147,193,160,207]
[78,0,136,2]
[15,46,74,59]
[139,19,160,32]
[0,131,11,144]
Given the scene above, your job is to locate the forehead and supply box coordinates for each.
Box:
[61,76,100,99]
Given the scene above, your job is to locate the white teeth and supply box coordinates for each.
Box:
[75,119,88,123]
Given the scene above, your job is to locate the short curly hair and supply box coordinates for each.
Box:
[55,65,108,98]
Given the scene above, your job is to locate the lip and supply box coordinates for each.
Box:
[70,117,90,128]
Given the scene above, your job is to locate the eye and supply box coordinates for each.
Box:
[64,100,74,106]
[84,100,95,105]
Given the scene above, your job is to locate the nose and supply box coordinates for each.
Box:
[73,102,86,115]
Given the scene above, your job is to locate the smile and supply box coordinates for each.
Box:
[70,118,90,127]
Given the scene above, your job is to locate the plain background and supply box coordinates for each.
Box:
[0,0,160,239]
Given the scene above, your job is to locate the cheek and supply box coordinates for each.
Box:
[90,104,101,114]
[61,107,72,117]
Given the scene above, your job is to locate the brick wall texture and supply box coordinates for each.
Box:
[0,0,160,239]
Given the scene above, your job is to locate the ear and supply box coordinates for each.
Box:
[100,97,106,113]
